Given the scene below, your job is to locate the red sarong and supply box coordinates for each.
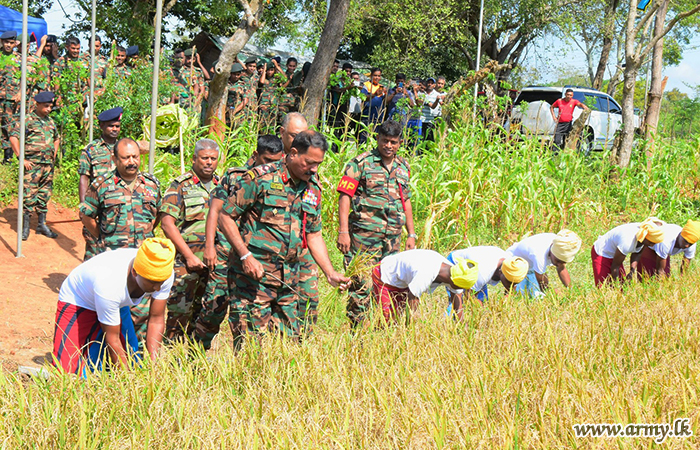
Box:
[638,246,671,279]
[591,246,627,287]
[371,265,410,320]
[52,301,102,374]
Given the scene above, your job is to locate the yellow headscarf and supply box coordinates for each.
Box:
[450,258,479,289]
[551,229,582,263]
[636,217,665,244]
[133,238,176,282]
[681,219,700,245]
[501,257,528,283]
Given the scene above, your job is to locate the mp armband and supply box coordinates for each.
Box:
[337,176,359,196]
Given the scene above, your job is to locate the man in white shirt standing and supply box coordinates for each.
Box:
[506,229,583,297]
[591,218,664,286]
[446,246,528,319]
[372,249,478,322]
[638,219,698,278]
[52,238,176,375]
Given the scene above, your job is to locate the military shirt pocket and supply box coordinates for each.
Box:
[100,196,124,235]
[364,169,386,194]
[259,194,286,225]
[141,197,158,222]
[183,195,207,221]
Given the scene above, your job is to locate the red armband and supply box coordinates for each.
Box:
[337,175,359,196]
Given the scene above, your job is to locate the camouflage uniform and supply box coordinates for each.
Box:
[77,138,115,260]
[159,170,224,343]
[0,51,20,162]
[240,72,259,115]
[222,159,322,339]
[83,52,108,89]
[10,111,58,213]
[337,149,411,324]
[80,170,161,339]
[178,65,206,112]
[51,55,90,104]
[226,80,247,126]
[112,64,131,79]
[193,157,255,349]
[26,54,50,101]
[258,81,281,133]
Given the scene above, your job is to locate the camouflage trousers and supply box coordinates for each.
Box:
[130,297,151,343]
[229,257,301,342]
[82,226,100,261]
[1,100,17,161]
[344,227,402,326]
[298,249,319,334]
[23,163,54,214]
[192,243,231,350]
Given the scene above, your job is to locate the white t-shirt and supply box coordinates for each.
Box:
[652,223,696,259]
[420,90,440,122]
[58,248,174,326]
[380,249,463,297]
[593,223,643,259]
[506,233,556,274]
[449,246,505,292]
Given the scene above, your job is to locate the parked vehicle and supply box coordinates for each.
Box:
[507,86,640,153]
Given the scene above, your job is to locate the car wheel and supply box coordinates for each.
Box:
[577,129,593,157]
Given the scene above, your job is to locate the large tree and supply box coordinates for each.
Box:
[616,0,700,168]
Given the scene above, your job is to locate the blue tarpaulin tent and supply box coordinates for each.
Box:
[0,5,47,43]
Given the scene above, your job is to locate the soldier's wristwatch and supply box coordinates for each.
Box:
[408,233,418,239]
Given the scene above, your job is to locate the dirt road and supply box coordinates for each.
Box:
[0,201,84,371]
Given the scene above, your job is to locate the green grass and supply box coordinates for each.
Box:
[2,121,700,448]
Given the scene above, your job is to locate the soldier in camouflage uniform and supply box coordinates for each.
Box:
[80,138,161,340]
[10,91,60,240]
[0,31,20,164]
[219,130,349,339]
[240,57,259,117]
[336,120,417,326]
[258,62,284,133]
[226,63,247,127]
[112,46,131,79]
[78,107,121,260]
[200,135,284,349]
[83,36,108,93]
[159,139,221,341]
[51,36,89,107]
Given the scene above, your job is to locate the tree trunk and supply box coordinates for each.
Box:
[564,109,591,151]
[643,0,669,142]
[617,65,639,168]
[204,0,262,137]
[592,0,620,90]
[300,0,351,127]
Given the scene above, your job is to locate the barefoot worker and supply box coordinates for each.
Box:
[638,219,698,278]
[506,229,582,297]
[591,218,665,287]
[52,238,176,374]
[445,246,527,318]
[372,249,479,321]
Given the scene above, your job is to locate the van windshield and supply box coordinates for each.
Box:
[514,90,561,106]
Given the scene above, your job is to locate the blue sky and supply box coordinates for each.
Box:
[40,0,700,96]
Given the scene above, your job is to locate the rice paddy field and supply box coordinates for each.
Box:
[1,122,700,449]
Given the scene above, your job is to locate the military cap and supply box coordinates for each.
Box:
[244,56,256,64]
[183,48,193,57]
[231,62,244,73]
[46,34,57,43]
[0,30,17,40]
[34,91,55,103]
[273,56,281,64]
[98,107,123,122]
[126,45,139,56]
[426,77,436,83]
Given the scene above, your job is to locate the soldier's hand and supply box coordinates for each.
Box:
[405,236,416,250]
[327,271,351,291]
[185,255,206,273]
[23,160,33,170]
[336,233,351,254]
[243,256,264,280]
[12,92,20,102]
[203,245,217,271]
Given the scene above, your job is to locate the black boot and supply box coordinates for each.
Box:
[22,213,30,241]
[36,213,58,238]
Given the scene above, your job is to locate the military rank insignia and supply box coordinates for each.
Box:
[302,190,319,206]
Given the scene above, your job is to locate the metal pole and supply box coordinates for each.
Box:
[88,0,96,142]
[16,0,28,257]
[472,0,485,117]
[148,0,164,174]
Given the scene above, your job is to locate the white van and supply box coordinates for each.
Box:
[507,86,640,153]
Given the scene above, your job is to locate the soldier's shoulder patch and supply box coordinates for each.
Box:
[174,171,193,183]
[226,166,247,175]
[142,172,161,187]
[249,163,276,179]
[91,174,107,190]
[356,151,372,162]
